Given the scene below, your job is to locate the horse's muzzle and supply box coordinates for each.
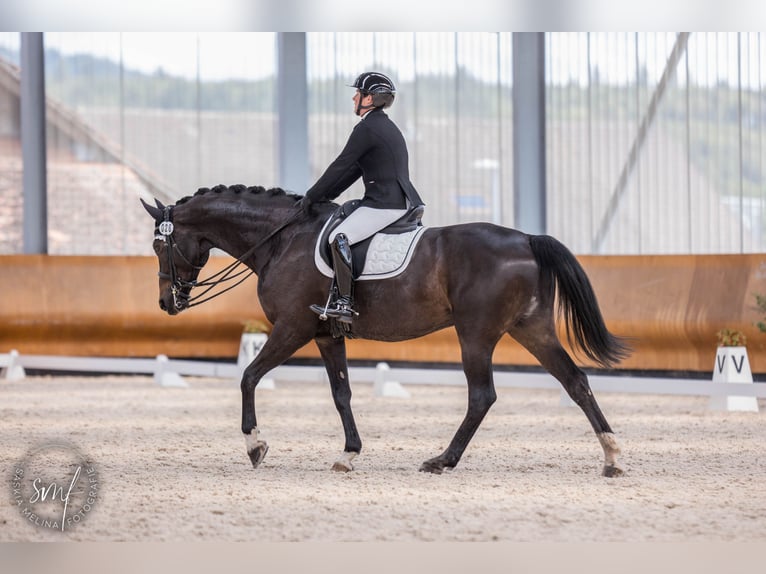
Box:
[159,293,184,315]
[159,297,174,315]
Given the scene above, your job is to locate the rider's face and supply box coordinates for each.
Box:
[353,90,373,115]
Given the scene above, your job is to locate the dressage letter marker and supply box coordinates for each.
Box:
[237,333,274,390]
[710,346,758,412]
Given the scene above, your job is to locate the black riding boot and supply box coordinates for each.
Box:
[310,233,358,323]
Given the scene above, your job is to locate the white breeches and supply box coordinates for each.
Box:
[328,206,409,245]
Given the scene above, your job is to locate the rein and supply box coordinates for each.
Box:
[156,205,303,311]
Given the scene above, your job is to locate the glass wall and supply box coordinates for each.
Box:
[307,32,514,227]
[2,33,763,256]
[547,32,766,254]
[0,32,21,254]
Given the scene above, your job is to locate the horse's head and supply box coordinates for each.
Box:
[141,198,211,315]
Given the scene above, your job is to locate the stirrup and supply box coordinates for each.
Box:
[310,298,358,323]
[310,290,336,321]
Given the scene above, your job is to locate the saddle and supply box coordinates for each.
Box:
[314,200,426,281]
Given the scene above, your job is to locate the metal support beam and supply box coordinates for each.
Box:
[20,32,47,254]
[512,33,546,235]
[277,32,309,194]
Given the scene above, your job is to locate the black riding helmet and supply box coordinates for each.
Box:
[349,71,396,115]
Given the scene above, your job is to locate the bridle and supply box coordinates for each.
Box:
[155,204,302,311]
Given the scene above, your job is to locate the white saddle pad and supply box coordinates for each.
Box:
[314,224,427,281]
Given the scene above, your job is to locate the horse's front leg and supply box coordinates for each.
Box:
[241,324,313,468]
[315,334,361,472]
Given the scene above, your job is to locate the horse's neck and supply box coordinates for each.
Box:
[208,211,280,253]
[188,201,306,266]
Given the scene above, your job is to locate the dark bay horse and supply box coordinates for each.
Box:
[142,184,630,477]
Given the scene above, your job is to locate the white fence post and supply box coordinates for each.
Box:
[154,354,189,388]
[0,350,26,381]
[373,362,410,398]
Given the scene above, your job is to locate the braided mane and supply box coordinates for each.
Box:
[175,184,302,206]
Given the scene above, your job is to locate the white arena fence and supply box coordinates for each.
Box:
[1,349,764,412]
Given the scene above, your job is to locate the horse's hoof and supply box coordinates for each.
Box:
[419,458,445,474]
[602,464,624,478]
[247,443,269,468]
[331,460,353,472]
[331,451,357,472]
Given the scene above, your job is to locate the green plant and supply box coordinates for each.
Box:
[755,293,766,334]
[716,328,747,347]
[242,319,271,334]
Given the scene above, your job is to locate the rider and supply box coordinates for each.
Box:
[299,71,425,323]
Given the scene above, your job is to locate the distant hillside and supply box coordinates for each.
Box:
[2,45,764,199]
[43,48,277,112]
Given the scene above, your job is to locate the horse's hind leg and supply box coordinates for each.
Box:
[315,334,362,472]
[420,335,498,474]
[509,325,623,477]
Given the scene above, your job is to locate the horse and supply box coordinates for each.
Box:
[141,183,630,477]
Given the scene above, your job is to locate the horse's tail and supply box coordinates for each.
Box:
[528,234,631,368]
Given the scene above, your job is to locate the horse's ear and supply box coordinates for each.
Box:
[140,198,163,221]
[154,198,166,211]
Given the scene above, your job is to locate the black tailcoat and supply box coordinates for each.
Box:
[305,108,424,209]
